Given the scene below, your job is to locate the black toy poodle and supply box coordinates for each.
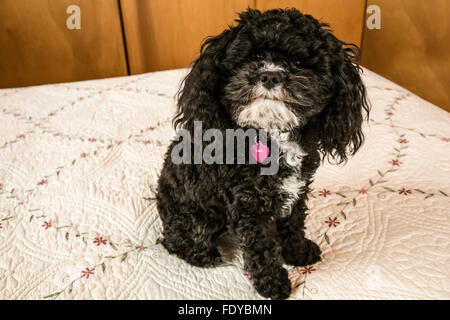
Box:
[156,8,369,299]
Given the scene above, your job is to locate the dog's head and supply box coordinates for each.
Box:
[174,8,369,163]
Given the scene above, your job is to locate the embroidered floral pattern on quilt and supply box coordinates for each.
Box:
[0,68,449,300]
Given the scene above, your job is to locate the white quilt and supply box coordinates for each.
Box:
[0,68,449,300]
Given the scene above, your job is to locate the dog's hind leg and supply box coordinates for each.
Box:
[158,202,226,268]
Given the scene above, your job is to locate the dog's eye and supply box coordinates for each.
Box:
[294,60,302,67]
[251,52,263,60]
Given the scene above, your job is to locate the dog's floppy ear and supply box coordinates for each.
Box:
[173,27,240,133]
[309,36,370,163]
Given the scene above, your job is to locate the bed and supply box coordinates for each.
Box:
[0,68,449,300]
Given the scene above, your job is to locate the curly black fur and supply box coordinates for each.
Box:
[157,8,369,299]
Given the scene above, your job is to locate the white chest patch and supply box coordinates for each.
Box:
[272,131,307,217]
[280,169,306,217]
[236,98,299,131]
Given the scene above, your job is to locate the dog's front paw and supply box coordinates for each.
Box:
[282,238,322,267]
[253,267,291,300]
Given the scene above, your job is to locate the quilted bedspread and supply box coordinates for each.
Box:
[0,68,449,300]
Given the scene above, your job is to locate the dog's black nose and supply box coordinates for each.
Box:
[259,71,282,90]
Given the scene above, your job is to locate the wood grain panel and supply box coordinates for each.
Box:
[256,0,366,47]
[361,0,450,111]
[0,0,127,88]
[120,0,255,73]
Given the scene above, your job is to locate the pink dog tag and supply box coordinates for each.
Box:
[250,141,270,163]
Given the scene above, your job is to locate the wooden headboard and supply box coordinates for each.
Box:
[0,0,127,88]
[361,0,450,111]
[120,0,365,73]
